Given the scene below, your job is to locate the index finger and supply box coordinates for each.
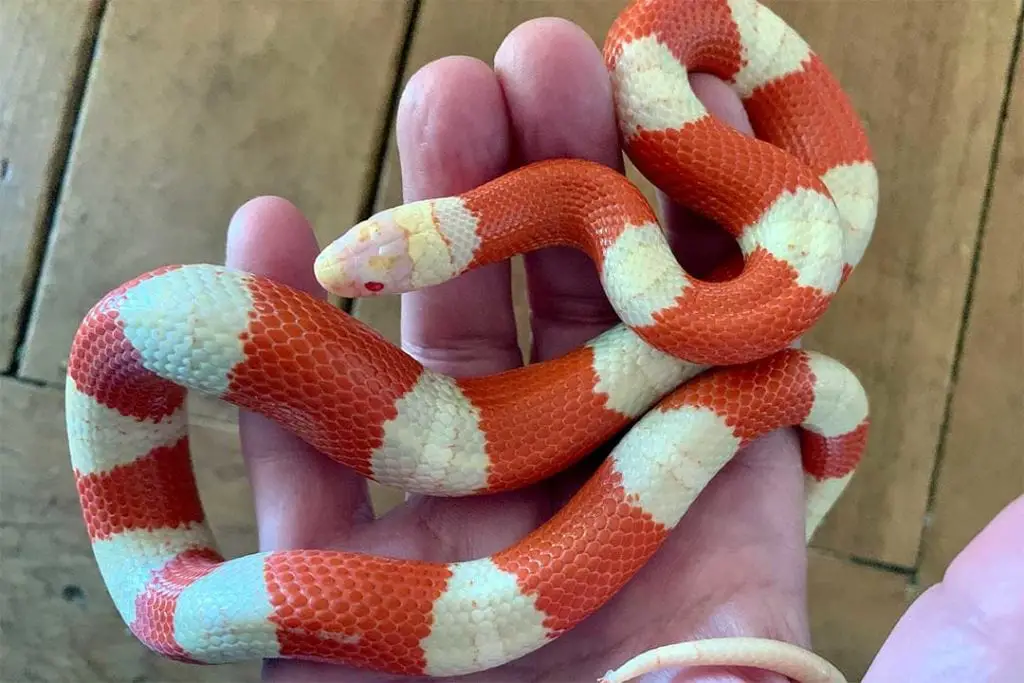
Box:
[395,56,522,378]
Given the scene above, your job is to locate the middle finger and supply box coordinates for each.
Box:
[494,18,624,362]
[396,55,522,378]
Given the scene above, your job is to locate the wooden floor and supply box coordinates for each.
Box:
[2,1,1021,681]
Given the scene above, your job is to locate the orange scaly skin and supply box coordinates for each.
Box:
[66,0,878,681]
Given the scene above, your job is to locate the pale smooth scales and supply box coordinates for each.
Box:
[65,0,879,682]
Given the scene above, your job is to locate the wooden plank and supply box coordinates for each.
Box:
[917,54,1024,586]
[0,0,101,372]
[0,376,260,681]
[18,0,409,383]
[778,0,1020,566]
[807,550,912,681]
[351,0,1022,567]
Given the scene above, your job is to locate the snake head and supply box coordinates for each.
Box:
[314,211,415,298]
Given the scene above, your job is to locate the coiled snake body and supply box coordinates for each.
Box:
[66,0,878,680]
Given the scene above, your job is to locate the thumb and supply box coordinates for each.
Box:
[863,494,1024,681]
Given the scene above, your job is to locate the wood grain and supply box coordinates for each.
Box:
[0,377,261,682]
[18,0,409,383]
[917,50,1024,586]
[0,0,101,372]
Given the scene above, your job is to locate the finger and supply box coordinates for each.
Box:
[396,56,522,377]
[493,18,623,361]
[225,196,373,552]
[864,494,1024,681]
[493,22,757,362]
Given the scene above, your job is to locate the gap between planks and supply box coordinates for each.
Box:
[5,0,107,378]
[914,0,1024,571]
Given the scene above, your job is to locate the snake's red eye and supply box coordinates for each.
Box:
[364,281,384,292]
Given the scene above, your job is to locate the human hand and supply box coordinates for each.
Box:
[225,18,810,683]
[222,16,1024,683]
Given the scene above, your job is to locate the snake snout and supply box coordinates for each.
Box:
[314,213,415,298]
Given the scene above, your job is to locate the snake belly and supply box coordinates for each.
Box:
[65,0,878,680]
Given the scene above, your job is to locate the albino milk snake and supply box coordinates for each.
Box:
[65,0,878,680]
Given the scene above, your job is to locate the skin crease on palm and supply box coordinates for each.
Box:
[221,18,1024,683]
